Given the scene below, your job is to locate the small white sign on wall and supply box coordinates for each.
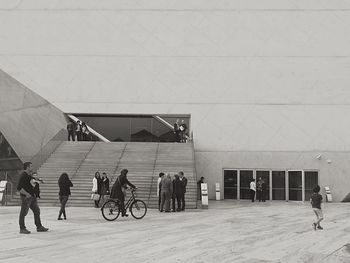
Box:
[215,183,220,201]
[201,183,208,209]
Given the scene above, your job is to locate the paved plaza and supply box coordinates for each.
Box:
[0,201,350,263]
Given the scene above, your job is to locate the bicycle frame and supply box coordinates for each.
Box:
[124,189,136,210]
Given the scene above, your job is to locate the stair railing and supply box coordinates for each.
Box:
[147,143,160,207]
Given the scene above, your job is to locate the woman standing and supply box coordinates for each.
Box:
[58,173,73,220]
[100,172,110,206]
[92,172,101,208]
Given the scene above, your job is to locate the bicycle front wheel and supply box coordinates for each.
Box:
[101,199,120,221]
[130,199,147,219]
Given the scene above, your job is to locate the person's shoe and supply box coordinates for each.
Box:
[37,226,49,232]
[312,223,317,231]
[20,228,31,234]
[64,218,67,220]
[121,213,129,217]
[317,225,323,230]
[57,218,63,220]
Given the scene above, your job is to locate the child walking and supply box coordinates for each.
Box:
[310,185,324,230]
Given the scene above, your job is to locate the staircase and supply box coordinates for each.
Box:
[8,141,197,209]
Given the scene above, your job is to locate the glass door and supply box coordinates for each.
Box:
[224,170,238,199]
[239,170,254,200]
[305,171,318,201]
[256,170,270,201]
[272,171,286,200]
[288,170,303,201]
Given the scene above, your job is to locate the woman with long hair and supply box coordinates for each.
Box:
[92,172,101,208]
[58,173,73,220]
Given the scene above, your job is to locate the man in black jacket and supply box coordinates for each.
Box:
[17,162,48,234]
[179,171,187,211]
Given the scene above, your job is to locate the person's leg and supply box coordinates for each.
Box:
[29,197,42,229]
[315,209,324,228]
[160,192,166,211]
[251,190,255,202]
[172,195,176,212]
[158,189,161,211]
[61,196,68,219]
[119,195,127,216]
[19,196,31,230]
[176,195,181,211]
[58,196,63,219]
[165,192,171,212]
[181,193,186,210]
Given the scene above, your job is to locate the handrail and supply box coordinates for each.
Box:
[67,114,110,142]
[152,115,174,130]
[191,137,199,208]
[111,143,128,185]
[147,143,160,207]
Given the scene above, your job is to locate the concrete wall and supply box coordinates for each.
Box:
[1,0,350,200]
[0,69,67,163]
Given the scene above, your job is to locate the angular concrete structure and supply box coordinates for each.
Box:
[0,69,67,164]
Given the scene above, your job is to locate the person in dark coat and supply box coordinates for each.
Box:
[171,174,177,212]
[110,169,136,217]
[174,174,184,212]
[100,172,110,206]
[173,119,181,142]
[179,171,187,211]
[67,121,75,141]
[58,173,73,220]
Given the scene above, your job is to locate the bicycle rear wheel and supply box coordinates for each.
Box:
[130,199,147,219]
[101,199,120,221]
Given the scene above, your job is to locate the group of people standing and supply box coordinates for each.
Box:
[91,171,110,208]
[250,177,267,202]
[157,171,187,212]
[173,119,188,143]
[67,120,91,141]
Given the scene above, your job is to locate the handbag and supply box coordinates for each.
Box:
[91,193,100,200]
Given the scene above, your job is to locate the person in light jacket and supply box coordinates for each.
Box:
[92,172,101,208]
[160,174,173,212]
[157,172,164,211]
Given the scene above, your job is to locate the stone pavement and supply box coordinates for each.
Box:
[0,201,349,263]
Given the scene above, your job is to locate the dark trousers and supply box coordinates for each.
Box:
[172,196,176,211]
[68,131,75,141]
[58,195,69,219]
[176,195,182,211]
[250,190,256,202]
[261,190,266,202]
[158,189,161,210]
[19,196,42,230]
[76,131,82,141]
[181,193,186,210]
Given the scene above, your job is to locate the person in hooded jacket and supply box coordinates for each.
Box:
[110,169,136,217]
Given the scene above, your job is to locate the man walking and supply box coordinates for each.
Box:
[17,162,48,234]
[179,171,187,211]
[66,120,75,141]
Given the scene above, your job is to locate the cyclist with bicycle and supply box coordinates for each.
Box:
[110,169,136,217]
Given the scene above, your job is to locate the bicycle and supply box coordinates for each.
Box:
[101,188,147,221]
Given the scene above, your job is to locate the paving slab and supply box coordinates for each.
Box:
[0,201,350,263]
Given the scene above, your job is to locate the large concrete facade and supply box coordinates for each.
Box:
[1,0,350,200]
